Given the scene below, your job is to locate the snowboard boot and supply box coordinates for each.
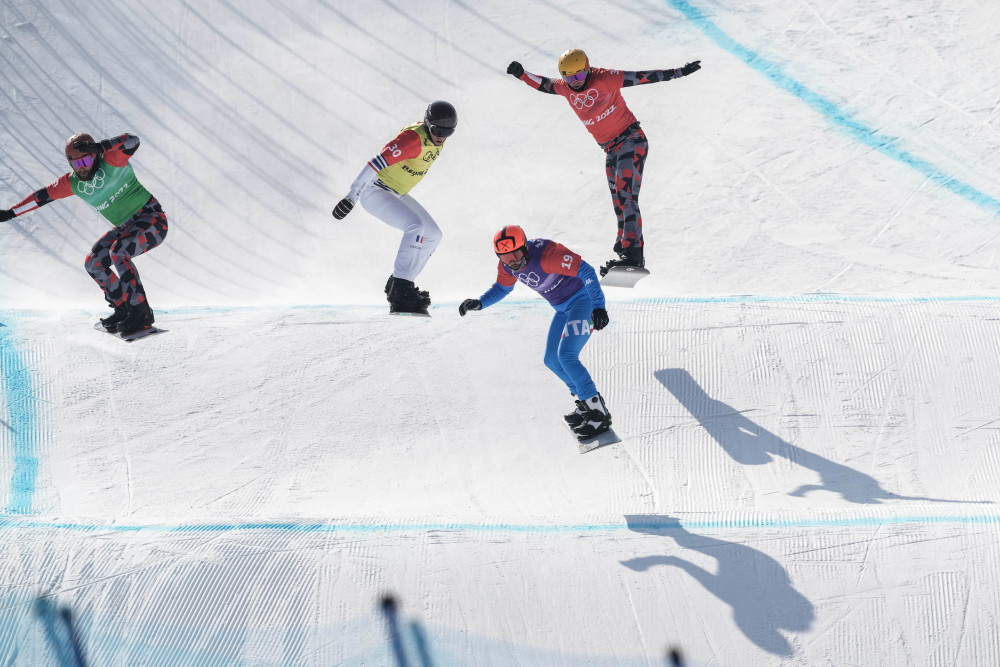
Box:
[385,275,430,307]
[564,398,588,428]
[99,302,130,333]
[572,393,612,440]
[599,244,644,277]
[116,300,155,336]
[388,278,430,315]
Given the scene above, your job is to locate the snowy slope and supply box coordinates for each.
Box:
[2,0,1000,665]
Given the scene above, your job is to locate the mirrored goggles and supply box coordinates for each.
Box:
[498,248,527,268]
[563,70,588,83]
[428,124,455,138]
[69,155,95,170]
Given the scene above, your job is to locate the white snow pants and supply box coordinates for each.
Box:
[360,185,442,282]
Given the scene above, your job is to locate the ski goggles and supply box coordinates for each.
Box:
[563,70,588,83]
[498,248,527,269]
[69,155,95,170]
[428,123,455,138]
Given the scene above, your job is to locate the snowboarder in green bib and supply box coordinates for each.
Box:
[0,133,168,335]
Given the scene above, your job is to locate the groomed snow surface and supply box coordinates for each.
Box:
[2,1,1000,665]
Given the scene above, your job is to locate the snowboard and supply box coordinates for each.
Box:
[94,321,167,342]
[570,424,622,453]
[600,265,650,288]
[390,310,431,318]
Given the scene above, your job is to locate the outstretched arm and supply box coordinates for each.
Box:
[506,61,559,95]
[481,263,518,307]
[478,281,515,308]
[460,262,518,316]
[2,174,75,220]
[622,61,701,87]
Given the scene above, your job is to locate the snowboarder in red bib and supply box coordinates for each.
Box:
[332,101,457,316]
[506,50,701,276]
[459,225,612,441]
[0,133,167,335]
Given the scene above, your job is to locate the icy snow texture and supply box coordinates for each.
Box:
[2,0,1000,665]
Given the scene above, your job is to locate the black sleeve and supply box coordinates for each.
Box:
[622,69,683,88]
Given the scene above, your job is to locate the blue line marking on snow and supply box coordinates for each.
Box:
[0,514,997,534]
[0,325,37,515]
[663,0,1000,214]
[6,295,1000,323]
[627,294,1000,305]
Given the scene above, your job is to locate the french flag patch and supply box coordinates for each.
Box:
[415,235,424,244]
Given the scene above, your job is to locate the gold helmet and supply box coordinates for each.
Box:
[557,48,589,77]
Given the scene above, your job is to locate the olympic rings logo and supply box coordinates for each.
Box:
[517,271,541,288]
[570,89,600,110]
[75,168,106,195]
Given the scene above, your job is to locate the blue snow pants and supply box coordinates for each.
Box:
[543,291,598,400]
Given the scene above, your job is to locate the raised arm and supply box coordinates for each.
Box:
[506,61,560,95]
[98,133,141,167]
[622,61,701,87]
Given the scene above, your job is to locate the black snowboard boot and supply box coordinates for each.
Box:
[388,278,430,315]
[572,394,612,440]
[385,275,430,307]
[600,244,644,277]
[117,300,155,336]
[99,302,129,332]
[564,398,588,428]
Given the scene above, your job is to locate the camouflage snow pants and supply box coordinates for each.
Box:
[85,197,168,307]
[603,123,648,250]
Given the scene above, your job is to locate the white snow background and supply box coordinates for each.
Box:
[2,0,1000,664]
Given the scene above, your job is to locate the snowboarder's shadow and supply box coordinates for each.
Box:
[622,515,813,656]
[656,368,979,505]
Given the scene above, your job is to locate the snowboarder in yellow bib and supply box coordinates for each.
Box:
[332,101,457,316]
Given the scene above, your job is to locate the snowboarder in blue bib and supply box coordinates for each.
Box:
[459,225,612,440]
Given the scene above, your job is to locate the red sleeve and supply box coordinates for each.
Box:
[99,134,140,167]
[540,242,581,276]
[520,72,559,95]
[101,146,130,168]
[496,261,517,286]
[11,174,74,216]
[45,174,75,200]
[378,129,423,167]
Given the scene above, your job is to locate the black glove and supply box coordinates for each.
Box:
[0,209,15,223]
[332,198,354,220]
[459,299,482,316]
[591,308,609,331]
[680,60,701,76]
[72,140,103,155]
[507,61,524,78]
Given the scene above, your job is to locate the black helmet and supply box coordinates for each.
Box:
[424,100,457,138]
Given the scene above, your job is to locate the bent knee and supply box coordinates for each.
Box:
[543,353,562,374]
[557,348,582,367]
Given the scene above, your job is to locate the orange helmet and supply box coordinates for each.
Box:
[493,225,529,270]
